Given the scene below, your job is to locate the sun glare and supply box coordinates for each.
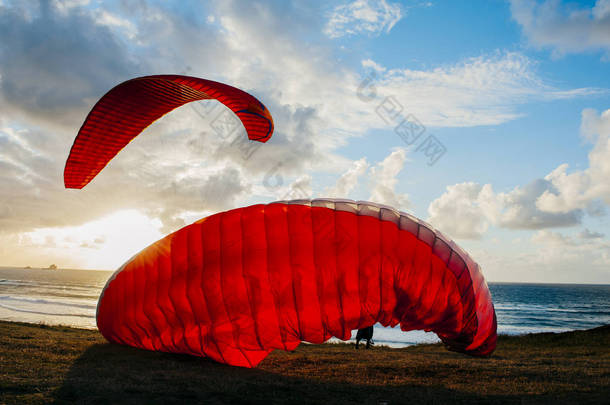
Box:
[21,210,164,270]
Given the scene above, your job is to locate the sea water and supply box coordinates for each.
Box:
[1,267,608,347]
[0,267,108,329]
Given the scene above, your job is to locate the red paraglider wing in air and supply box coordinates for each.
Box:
[64,75,274,189]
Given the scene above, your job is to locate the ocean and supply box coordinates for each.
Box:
[1,267,608,347]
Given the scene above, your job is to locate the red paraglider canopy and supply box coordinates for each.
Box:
[97,199,497,368]
[64,75,274,189]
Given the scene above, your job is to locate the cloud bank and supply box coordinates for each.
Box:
[510,0,610,58]
[427,109,610,240]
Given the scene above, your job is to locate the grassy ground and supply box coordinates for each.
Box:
[0,321,608,404]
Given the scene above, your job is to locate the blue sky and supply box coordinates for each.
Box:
[0,0,609,283]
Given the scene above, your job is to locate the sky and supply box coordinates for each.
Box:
[0,0,609,283]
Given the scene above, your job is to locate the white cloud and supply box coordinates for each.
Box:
[0,1,141,129]
[321,149,414,207]
[579,228,605,239]
[427,179,584,240]
[530,229,610,268]
[52,0,91,14]
[361,58,386,73]
[536,109,610,213]
[427,109,610,241]
[324,157,369,197]
[278,175,313,202]
[368,148,410,209]
[531,229,574,246]
[324,0,402,38]
[510,0,610,57]
[495,179,584,229]
[93,9,138,39]
[427,182,493,239]
[365,52,601,128]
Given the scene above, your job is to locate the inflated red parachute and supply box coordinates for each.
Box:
[64,75,274,189]
[97,199,497,367]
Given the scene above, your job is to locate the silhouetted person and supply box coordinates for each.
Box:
[355,326,374,349]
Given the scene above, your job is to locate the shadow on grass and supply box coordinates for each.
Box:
[52,327,610,405]
[51,343,485,405]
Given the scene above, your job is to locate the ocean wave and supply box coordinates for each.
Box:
[0,295,98,310]
[495,304,609,313]
[0,280,30,287]
[0,279,101,295]
[0,281,103,292]
[0,301,96,318]
[25,290,101,301]
[0,278,105,290]
[497,325,576,335]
